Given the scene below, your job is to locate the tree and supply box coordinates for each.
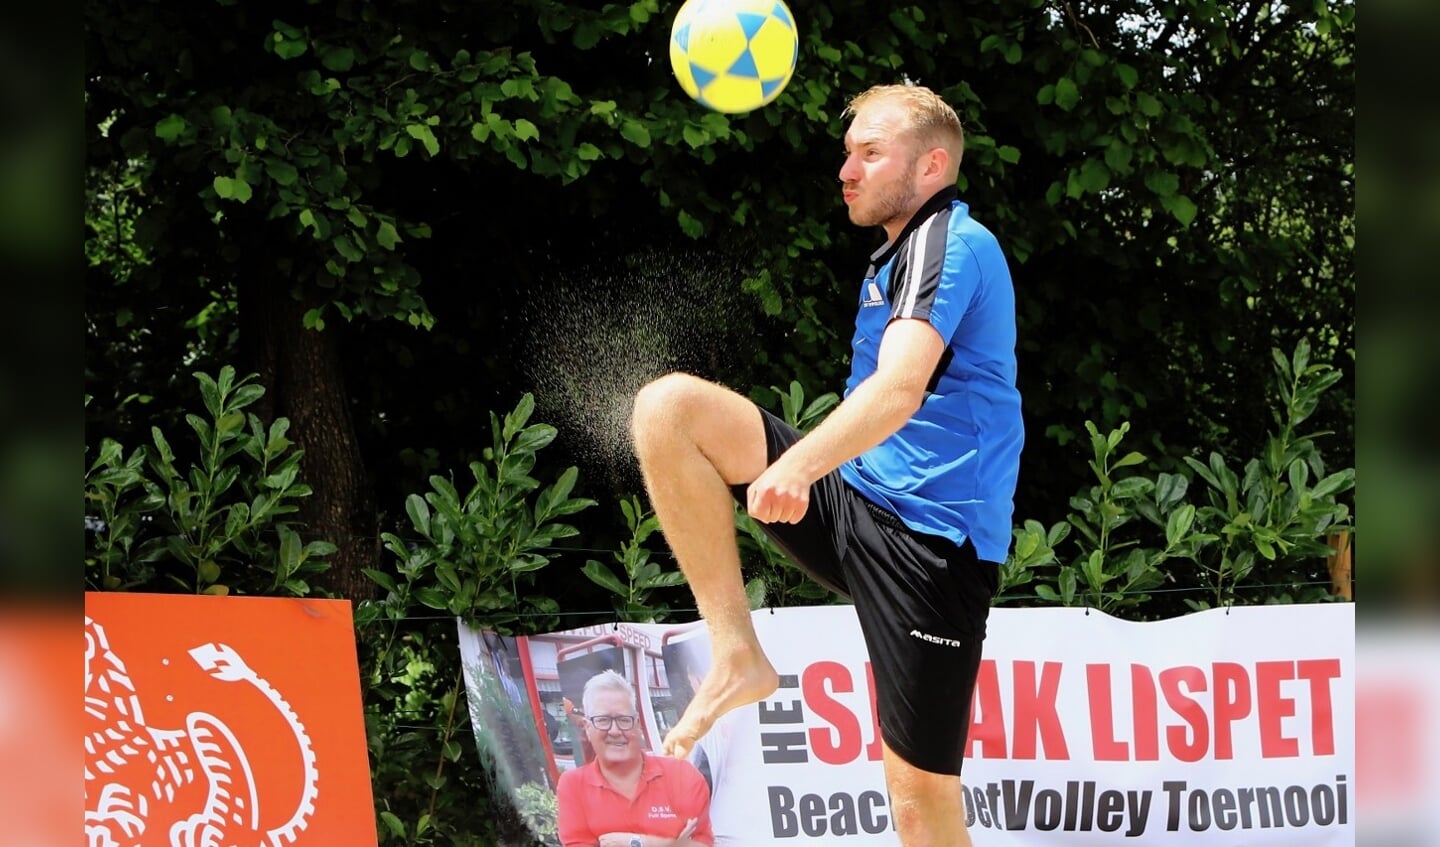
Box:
[87,0,1352,597]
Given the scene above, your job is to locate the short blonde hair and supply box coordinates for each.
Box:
[845,83,965,174]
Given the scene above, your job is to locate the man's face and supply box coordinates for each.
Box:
[839,101,922,235]
[584,688,642,769]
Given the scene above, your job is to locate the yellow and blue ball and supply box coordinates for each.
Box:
[669,0,799,114]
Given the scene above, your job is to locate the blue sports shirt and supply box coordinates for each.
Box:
[838,187,1025,563]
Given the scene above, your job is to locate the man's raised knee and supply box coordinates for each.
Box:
[631,372,705,434]
[630,374,768,485]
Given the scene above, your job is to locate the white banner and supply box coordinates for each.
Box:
[1354,618,1440,847]
[458,603,1354,846]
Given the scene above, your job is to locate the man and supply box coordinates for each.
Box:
[555,669,715,847]
[629,83,1023,847]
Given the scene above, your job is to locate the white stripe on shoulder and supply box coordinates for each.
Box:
[899,215,936,318]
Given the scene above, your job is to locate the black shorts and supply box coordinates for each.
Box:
[733,408,999,776]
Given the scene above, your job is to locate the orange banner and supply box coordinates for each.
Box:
[84,592,377,846]
[0,601,76,846]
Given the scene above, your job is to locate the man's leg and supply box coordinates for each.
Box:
[834,509,991,847]
[883,743,972,847]
[630,373,779,759]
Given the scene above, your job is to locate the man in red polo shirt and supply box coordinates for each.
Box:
[556,670,714,847]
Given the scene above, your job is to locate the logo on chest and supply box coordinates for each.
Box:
[861,280,885,308]
[648,804,678,820]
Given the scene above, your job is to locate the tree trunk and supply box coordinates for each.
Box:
[240,275,380,603]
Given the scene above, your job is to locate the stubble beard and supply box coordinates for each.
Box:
[848,159,919,234]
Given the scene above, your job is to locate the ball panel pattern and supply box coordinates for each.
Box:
[669,37,700,98]
[748,15,796,79]
[669,0,798,113]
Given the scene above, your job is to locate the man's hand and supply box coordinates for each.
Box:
[677,818,698,840]
[743,320,942,523]
[563,697,584,725]
[597,823,698,847]
[746,458,812,524]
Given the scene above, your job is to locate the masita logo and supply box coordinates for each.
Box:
[910,629,966,648]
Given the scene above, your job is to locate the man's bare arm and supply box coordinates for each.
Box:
[747,318,944,523]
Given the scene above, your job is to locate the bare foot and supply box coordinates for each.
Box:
[663,644,779,760]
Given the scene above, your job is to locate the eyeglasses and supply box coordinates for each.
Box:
[586,714,638,731]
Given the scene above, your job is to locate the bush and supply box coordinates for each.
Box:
[358,392,594,845]
[84,366,332,596]
[1002,340,1354,617]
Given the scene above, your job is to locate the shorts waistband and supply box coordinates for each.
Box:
[860,498,988,564]
[862,498,911,533]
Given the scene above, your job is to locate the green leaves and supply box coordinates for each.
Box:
[155,114,188,142]
[332,233,363,262]
[84,368,329,596]
[212,175,253,203]
[1078,159,1110,193]
[1161,194,1198,226]
[1104,142,1133,173]
[1054,77,1081,111]
[581,559,628,596]
[774,379,840,431]
[320,46,356,72]
[980,33,1023,64]
[619,118,651,148]
[269,20,308,60]
[405,124,441,157]
[265,159,299,186]
[1138,169,1198,224]
[513,119,539,142]
[1006,340,1351,613]
[370,393,595,628]
[582,496,684,620]
[1165,504,1196,549]
[375,220,400,250]
[379,811,406,839]
[676,208,703,239]
[1144,170,1180,197]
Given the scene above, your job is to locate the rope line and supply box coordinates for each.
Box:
[351,579,1346,626]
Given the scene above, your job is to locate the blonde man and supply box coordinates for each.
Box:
[630,83,1023,847]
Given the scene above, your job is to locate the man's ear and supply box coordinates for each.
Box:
[923,147,950,180]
